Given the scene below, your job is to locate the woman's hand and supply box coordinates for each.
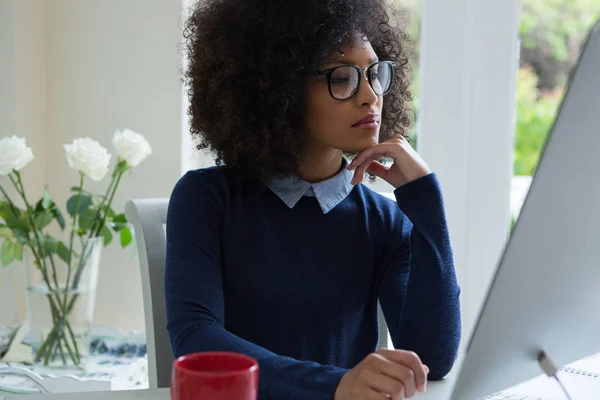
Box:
[347,135,431,189]
[334,349,429,400]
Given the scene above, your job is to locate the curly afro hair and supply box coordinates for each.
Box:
[183,0,413,180]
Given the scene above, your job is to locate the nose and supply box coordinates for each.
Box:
[354,69,379,106]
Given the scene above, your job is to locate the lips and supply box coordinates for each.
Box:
[352,114,379,127]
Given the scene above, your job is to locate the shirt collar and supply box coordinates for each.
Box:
[265,158,354,214]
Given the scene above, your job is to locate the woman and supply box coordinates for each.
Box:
[166,0,461,398]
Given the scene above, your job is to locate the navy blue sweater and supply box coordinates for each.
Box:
[165,167,461,399]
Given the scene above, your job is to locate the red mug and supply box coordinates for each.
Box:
[171,351,259,400]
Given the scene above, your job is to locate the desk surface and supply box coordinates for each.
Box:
[1,378,455,400]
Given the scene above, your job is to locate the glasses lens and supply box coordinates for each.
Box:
[330,66,359,100]
[369,62,393,95]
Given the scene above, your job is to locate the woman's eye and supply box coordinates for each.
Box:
[331,78,350,84]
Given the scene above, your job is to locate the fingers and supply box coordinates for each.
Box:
[348,135,407,171]
[365,390,392,400]
[365,160,390,179]
[348,146,390,172]
[351,158,390,185]
[376,349,427,395]
[351,159,371,185]
[361,369,405,400]
[375,361,416,398]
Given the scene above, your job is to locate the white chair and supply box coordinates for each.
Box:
[125,198,172,389]
[125,197,390,390]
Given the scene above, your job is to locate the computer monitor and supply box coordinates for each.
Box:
[450,19,600,399]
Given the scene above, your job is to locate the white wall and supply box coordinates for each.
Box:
[0,0,20,324]
[1,0,185,331]
[0,0,48,324]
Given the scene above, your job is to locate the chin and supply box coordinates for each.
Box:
[341,136,379,153]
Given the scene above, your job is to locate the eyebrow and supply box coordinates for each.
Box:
[326,56,379,66]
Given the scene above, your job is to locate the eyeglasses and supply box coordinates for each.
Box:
[308,60,396,101]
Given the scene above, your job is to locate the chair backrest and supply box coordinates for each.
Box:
[125,198,172,389]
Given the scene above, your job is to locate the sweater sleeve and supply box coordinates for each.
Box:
[165,170,347,400]
[376,173,461,380]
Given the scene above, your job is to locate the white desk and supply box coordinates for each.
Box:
[1,378,456,400]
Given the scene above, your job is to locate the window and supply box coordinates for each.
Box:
[511,0,600,226]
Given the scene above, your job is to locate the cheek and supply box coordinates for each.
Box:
[311,106,350,144]
[305,94,345,138]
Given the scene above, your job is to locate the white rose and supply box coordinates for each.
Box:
[111,129,152,167]
[0,136,35,175]
[64,138,111,181]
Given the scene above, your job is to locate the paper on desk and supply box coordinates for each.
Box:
[561,352,600,375]
[504,353,600,399]
[506,372,600,399]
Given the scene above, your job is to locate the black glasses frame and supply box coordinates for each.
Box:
[308,60,396,100]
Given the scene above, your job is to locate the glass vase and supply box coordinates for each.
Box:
[24,236,103,368]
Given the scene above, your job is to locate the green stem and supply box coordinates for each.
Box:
[9,173,75,363]
[25,247,77,366]
[35,251,82,365]
[67,173,84,269]
[96,170,122,237]
[8,173,82,365]
[42,240,100,363]
[44,322,77,366]
[47,251,60,297]
[0,184,19,213]
[1,177,80,366]
[9,173,52,278]
[35,296,59,361]
[89,170,118,239]
[45,297,67,365]
[64,173,84,312]
[48,241,96,334]
[37,302,79,365]
[37,295,77,365]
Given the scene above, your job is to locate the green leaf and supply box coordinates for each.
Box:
[78,214,94,231]
[106,207,116,219]
[0,225,13,239]
[13,241,23,261]
[120,227,133,247]
[52,207,66,230]
[42,188,53,210]
[35,230,45,244]
[1,204,29,231]
[110,213,128,231]
[1,240,15,266]
[34,199,45,213]
[43,235,58,254]
[33,230,46,257]
[34,211,54,229]
[57,241,71,264]
[66,194,92,217]
[12,228,29,244]
[102,225,113,246]
[113,214,127,223]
